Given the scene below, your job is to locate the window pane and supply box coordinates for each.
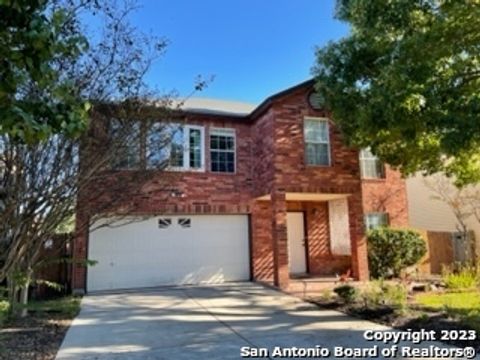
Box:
[306,143,329,165]
[169,127,184,167]
[209,132,235,173]
[305,119,328,142]
[226,137,234,150]
[146,123,172,168]
[111,120,140,169]
[210,135,219,149]
[365,213,388,230]
[360,148,384,178]
[189,129,201,168]
[360,158,384,178]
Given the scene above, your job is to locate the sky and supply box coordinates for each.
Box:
[130,1,349,105]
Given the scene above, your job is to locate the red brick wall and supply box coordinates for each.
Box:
[73,84,408,290]
[361,165,409,227]
[266,87,369,281]
[251,108,276,197]
[270,88,362,195]
[73,114,255,291]
[251,201,274,281]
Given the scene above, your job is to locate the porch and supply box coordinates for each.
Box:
[251,191,369,290]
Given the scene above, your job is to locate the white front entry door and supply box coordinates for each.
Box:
[287,212,307,274]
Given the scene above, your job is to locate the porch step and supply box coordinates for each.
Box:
[286,276,355,298]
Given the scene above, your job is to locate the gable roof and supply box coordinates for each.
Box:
[177,78,315,120]
[178,97,256,117]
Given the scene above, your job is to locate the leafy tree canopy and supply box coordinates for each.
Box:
[314,0,480,186]
[0,0,90,142]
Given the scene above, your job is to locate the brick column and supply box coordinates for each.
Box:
[271,190,289,289]
[348,196,369,281]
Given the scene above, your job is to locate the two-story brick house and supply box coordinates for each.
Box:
[72,79,408,294]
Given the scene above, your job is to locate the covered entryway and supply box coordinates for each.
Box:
[87,215,249,292]
[252,191,369,289]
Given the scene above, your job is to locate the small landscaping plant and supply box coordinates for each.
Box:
[442,264,479,291]
[0,299,9,327]
[334,284,358,303]
[367,228,427,279]
[361,281,407,311]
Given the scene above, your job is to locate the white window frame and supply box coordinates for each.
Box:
[209,127,236,174]
[303,117,331,166]
[183,124,205,172]
[364,212,389,230]
[359,148,384,179]
[148,123,205,172]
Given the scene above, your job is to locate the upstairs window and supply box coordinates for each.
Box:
[304,117,330,166]
[110,120,140,170]
[360,148,385,179]
[210,128,235,173]
[146,124,204,171]
[364,213,389,230]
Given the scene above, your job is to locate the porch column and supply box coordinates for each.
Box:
[271,190,289,289]
[348,196,369,281]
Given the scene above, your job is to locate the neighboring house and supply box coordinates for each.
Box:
[72,80,408,294]
[407,173,480,259]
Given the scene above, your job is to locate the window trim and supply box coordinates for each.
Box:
[359,148,385,179]
[185,124,205,172]
[209,127,236,174]
[303,117,331,167]
[164,124,205,172]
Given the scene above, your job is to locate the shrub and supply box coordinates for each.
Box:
[367,228,427,279]
[442,264,478,291]
[0,300,10,326]
[361,281,407,310]
[334,284,358,303]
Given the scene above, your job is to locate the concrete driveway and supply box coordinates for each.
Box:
[56,283,458,359]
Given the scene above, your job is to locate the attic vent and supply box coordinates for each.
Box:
[308,92,324,110]
[158,218,172,229]
[178,218,191,228]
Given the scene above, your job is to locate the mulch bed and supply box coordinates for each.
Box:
[0,311,73,360]
[310,298,480,352]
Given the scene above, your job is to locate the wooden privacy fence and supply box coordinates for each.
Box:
[33,233,72,299]
[417,230,477,275]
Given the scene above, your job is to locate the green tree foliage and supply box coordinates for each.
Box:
[367,228,427,278]
[313,0,480,186]
[0,0,91,142]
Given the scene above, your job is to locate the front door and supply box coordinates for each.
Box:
[287,212,307,274]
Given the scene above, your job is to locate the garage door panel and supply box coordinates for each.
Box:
[87,215,249,291]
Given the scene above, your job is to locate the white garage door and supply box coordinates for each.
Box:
[87,215,250,292]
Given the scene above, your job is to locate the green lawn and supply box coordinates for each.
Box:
[25,296,81,317]
[416,291,480,331]
[0,296,80,327]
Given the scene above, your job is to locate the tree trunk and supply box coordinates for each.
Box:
[6,274,16,315]
[19,268,32,318]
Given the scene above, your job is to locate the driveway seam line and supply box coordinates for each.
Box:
[181,288,273,360]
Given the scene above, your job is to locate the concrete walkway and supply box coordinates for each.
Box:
[56,283,461,359]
